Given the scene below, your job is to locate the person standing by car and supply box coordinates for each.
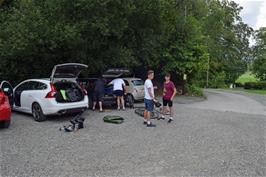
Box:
[161,73,177,123]
[144,70,157,127]
[92,76,106,112]
[109,78,126,110]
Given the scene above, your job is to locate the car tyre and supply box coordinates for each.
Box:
[0,120,10,128]
[126,94,134,108]
[32,103,47,122]
[3,120,10,128]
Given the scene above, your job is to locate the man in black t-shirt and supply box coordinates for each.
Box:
[92,77,106,112]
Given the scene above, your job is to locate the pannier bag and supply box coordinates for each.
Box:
[59,114,85,132]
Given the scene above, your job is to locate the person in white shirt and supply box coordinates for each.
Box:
[109,78,126,110]
[144,70,157,127]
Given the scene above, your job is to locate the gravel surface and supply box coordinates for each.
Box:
[218,89,266,106]
[183,89,266,116]
[0,90,265,177]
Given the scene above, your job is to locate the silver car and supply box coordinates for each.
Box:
[123,78,144,102]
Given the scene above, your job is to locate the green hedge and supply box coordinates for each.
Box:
[244,81,266,90]
[185,84,203,97]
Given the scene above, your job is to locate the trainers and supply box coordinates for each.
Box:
[168,119,173,123]
[78,123,84,129]
[64,125,74,132]
[158,116,165,120]
[147,123,156,127]
[143,121,147,125]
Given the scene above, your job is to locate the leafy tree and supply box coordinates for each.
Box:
[252,27,266,80]
[0,0,254,89]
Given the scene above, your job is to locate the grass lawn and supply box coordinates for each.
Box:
[235,72,259,84]
[232,72,266,95]
[222,88,266,95]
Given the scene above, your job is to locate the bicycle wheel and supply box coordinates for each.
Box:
[151,111,159,119]
[135,107,145,117]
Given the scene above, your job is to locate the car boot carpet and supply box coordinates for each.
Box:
[103,115,124,124]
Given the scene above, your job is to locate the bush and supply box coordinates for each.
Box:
[235,72,259,85]
[185,84,203,97]
[208,72,227,88]
[244,81,266,90]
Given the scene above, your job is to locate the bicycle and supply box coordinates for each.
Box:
[134,101,164,119]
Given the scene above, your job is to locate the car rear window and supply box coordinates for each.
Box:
[132,80,144,86]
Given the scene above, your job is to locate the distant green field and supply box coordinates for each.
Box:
[243,89,266,95]
[231,72,266,94]
[235,72,259,84]
[222,88,266,95]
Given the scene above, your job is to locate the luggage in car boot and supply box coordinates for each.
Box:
[66,89,79,102]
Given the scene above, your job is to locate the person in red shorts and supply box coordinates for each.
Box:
[161,73,177,123]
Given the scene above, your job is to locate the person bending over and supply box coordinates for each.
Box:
[109,78,126,110]
[93,76,106,112]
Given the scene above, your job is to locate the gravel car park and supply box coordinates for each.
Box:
[0,90,265,176]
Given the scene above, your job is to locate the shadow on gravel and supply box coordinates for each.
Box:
[47,115,75,122]
[12,111,32,119]
[12,110,82,123]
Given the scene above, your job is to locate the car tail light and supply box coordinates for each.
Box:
[45,83,56,98]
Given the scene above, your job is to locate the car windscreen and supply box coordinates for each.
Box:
[132,80,144,86]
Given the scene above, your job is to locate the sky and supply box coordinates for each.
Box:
[232,0,266,30]
[232,0,266,45]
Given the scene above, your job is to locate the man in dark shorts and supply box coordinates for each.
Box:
[161,73,177,123]
[109,78,126,110]
[92,77,106,112]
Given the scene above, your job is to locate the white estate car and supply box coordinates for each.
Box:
[12,63,89,122]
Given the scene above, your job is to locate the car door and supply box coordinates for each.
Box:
[20,81,38,112]
[123,80,131,94]
[14,81,30,108]
[21,81,48,112]
[131,79,145,98]
[0,81,14,106]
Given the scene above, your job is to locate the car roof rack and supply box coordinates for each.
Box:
[102,68,131,78]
